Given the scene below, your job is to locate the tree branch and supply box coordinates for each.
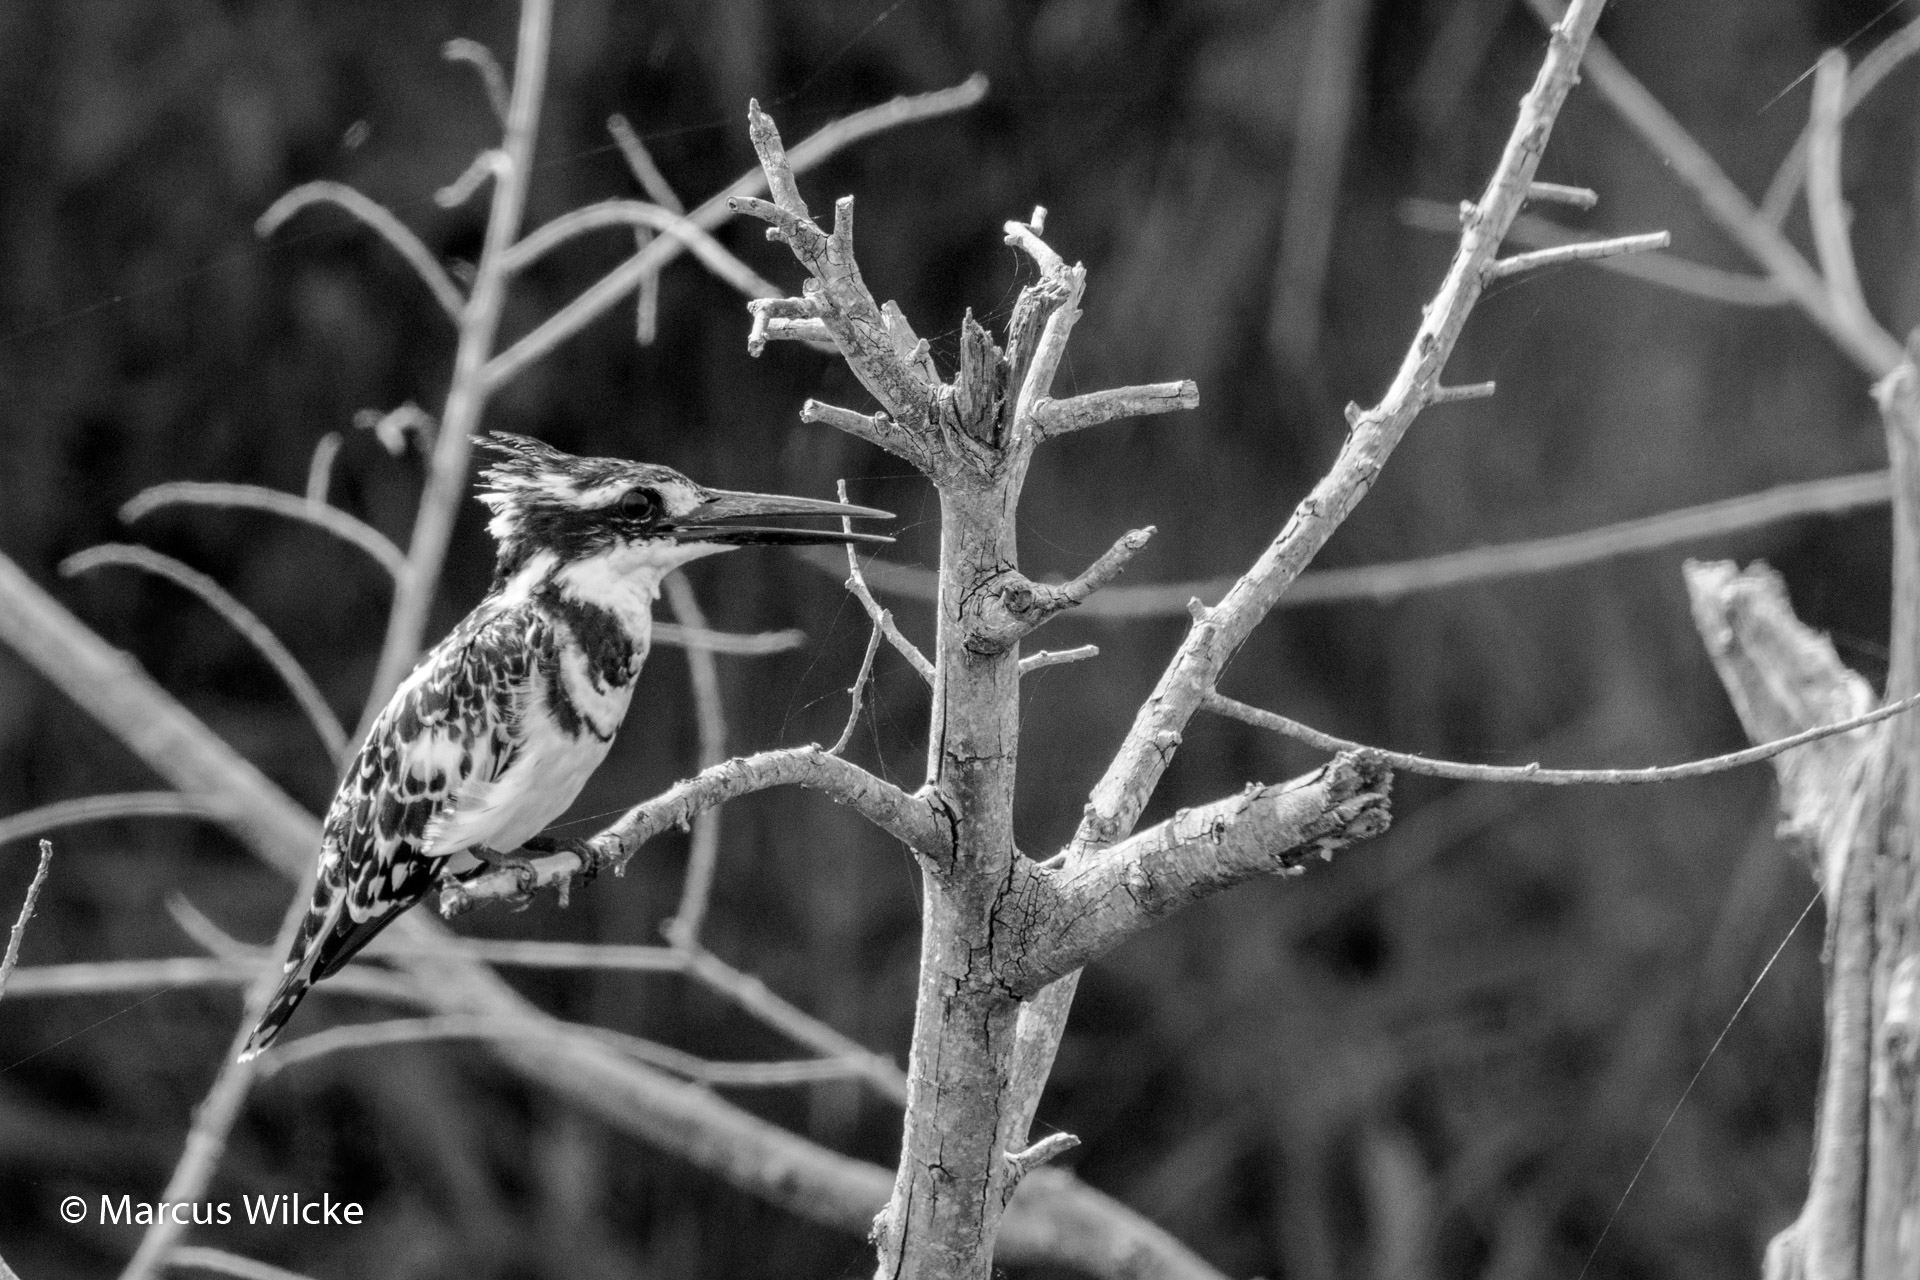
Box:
[1030,381,1199,439]
[1003,754,1391,996]
[969,528,1155,653]
[440,748,944,913]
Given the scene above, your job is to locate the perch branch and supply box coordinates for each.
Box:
[441,748,943,913]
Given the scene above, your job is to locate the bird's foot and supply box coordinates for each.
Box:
[520,836,599,907]
[469,844,539,906]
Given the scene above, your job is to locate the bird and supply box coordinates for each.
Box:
[239,432,890,1060]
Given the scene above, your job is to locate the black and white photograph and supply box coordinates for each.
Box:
[2,1,1918,1276]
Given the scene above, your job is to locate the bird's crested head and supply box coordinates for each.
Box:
[475,433,890,588]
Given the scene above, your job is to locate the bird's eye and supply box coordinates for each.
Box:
[620,489,658,521]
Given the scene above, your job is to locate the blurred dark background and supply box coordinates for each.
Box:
[0,0,1910,1276]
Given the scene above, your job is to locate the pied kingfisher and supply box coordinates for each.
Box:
[240,433,889,1060]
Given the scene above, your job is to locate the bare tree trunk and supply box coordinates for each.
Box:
[1689,345,1920,1277]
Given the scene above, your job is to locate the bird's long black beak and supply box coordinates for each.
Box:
[670,488,893,546]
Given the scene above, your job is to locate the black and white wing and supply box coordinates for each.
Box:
[241,604,549,1059]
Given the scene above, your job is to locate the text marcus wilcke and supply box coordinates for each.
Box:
[98,1193,364,1226]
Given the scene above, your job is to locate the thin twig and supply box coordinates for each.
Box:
[829,621,885,756]
[800,469,1894,616]
[1019,646,1099,675]
[256,182,465,322]
[443,38,510,125]
[1485,229,1669,278]
[171,1245,322,1280]
[836,480,932,683]
[662,573,728,948]
[1429,381,1497,405]
[1527,181,1599,208]
[1806,51,1881,346]
[1402,197,1786,306]
[1204,688,1920,784]
[0,840,54,1002]
[122,483,406,581]
[62,545,348,763]
[0,792,224,849]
